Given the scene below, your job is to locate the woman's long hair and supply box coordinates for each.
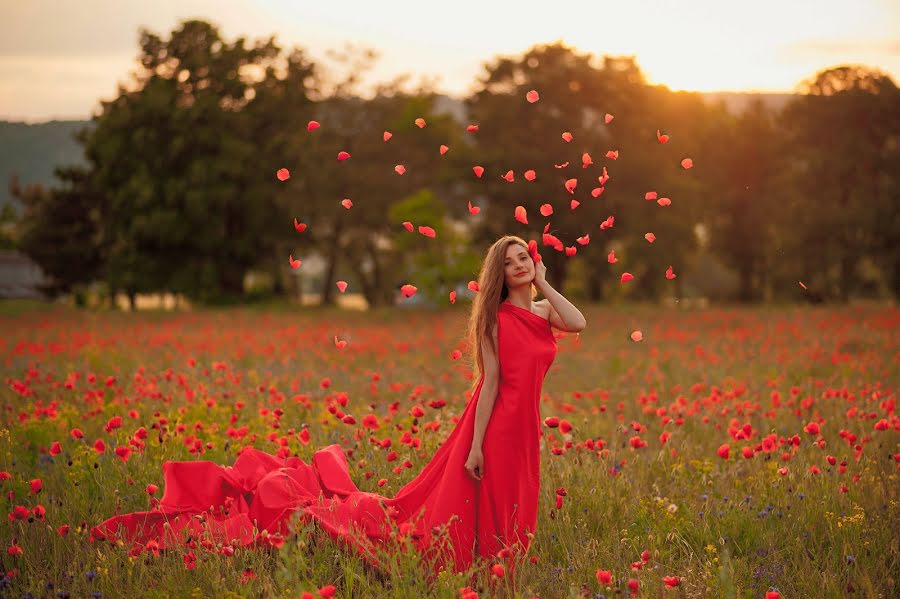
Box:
[464,235,537,396]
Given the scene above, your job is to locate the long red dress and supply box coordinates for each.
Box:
[92,299,557,580]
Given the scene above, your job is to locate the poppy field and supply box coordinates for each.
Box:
[1,301,898,598]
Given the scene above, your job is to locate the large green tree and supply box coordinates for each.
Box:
[84,19,315,303]
[465,43,708,301]
[778,65,900,301]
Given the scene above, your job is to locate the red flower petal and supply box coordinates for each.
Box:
[514,205,528,224]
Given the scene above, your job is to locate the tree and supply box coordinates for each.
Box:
[466,43,704,302]
[705,98,783,302]
[12,168,105,297]
[278,56,467,308]
[465,43,615,294]
[83,19,311,303]
[778,65,900,301]
[388,189,482,305]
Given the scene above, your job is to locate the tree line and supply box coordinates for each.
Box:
[8,19,899,307]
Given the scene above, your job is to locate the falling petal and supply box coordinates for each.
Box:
[582,153,593,168]
[293,218,307,232]
[307,120,320,132]
[565,178,577,194]
[665,266,677,279]
[604,113,614,124]
[276,168,290,181]
[526,90,540,103]
[394,164,406,175]
[562,131,573,142]
[468,280,480,292]
[621,272,634,283]
[418,225,436,238]
[336,281,348,293]
[656,129,669,144]
[337,151,350,161]
[383,131,392,141]
[570,199,580,209]
[606,150,619,160]
[289,255,301,269]
[599,167,610,185]
[402,221,414,232]
[799,281,807,290]
[473,166,485,178]
[630,330,643,342]
[468,201,480,215]
[415,118,426,128]
[554,162,570,169]
[334,336,347,349]
[576,235,590,245]
[502,170,515,182]
[449,290,457,303]
[439,145,449,155]
[466,124,479,132]
[514,205,528,224]
[644,191,658,201]
[540,204,553,217]
[591,187,604,198]
[524,170,537,181]
[657,197,672,207]
[341,198,353,209]
[681,158,693,169]
[527,239,542,263]
[400,284,417,298]
[607,250,617,264]
[645,232,656,243]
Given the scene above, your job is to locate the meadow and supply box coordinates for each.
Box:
[1,300,897,598]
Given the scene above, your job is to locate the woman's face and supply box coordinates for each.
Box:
[504,244,533,288]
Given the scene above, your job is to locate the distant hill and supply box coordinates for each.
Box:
[0,92,795,208]
[700,91,795,115]
[0,120,92,208]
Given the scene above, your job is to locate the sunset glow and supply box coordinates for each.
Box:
[1,0,898,121]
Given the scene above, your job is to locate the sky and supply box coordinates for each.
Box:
[1,0,898,122]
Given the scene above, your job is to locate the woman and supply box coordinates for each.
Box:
[91,235,586,584]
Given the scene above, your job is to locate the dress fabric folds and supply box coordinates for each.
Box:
[92,299,557,578]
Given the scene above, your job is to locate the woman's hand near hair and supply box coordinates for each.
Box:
[532,255,547,287]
